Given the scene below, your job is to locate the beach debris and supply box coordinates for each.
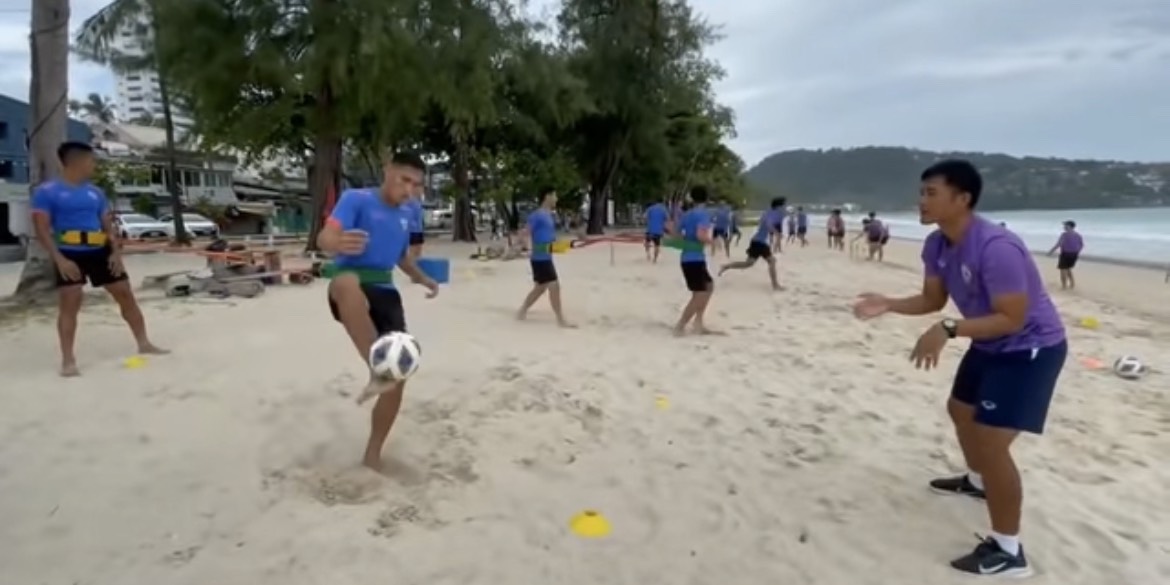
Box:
[123,355,146,369]
[568,510,611,538]
[654,395,670,410]
[1078,316,1100,330]
[1078,356,1105,370]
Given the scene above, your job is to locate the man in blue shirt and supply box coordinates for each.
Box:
[710,199,733,257]
[31,141,167,377]
[673,185,721,336]
[317,151,440,471]
[643,199,669,263]
[718,197,784,290]
[769,197,788,253]
[795,206,809,247]
[516,187,574,327]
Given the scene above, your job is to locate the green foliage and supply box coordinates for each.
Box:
[91,161,150,199]
[130,194,158,216]
[191,197,229,227]
[744,147,1170,211]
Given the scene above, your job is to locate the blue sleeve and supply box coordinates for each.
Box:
[31,185,54,217]
[328,191,362,230]
[414,202,424,231]
[697,212,710,228]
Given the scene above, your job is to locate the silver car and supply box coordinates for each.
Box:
[115,213,170,240]
[159,213,220,238]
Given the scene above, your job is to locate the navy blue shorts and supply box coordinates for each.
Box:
[951,340,1067,434]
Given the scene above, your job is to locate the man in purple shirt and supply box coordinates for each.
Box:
[852,160,1067,578]
[1047,220,1083,290]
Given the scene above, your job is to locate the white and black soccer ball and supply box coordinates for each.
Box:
[1112,355,1146,381]
[368,332,422,381]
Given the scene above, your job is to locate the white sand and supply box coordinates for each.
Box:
[0,238,1167,584]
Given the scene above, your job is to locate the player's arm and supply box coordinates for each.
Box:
[1047,234,1062,255]
[97,192,122,254]
[317,192,360,253]
[954,242,1029,339]
[396,252,432,285]
[696,220,713,244]
[887,276,948,315]
[29,186,65,263]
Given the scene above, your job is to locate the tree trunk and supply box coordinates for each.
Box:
[14,0,71,301]
[305,91,342,252]
[156,70,189,245]
[450,140,476,242]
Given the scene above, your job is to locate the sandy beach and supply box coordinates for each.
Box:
[0,236,1166,585]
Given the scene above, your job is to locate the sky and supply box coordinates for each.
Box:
[1,0,1167,167]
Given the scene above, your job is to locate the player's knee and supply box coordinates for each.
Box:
[947,397,975,424]
[58,285,83,310]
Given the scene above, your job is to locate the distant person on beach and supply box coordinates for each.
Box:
[643,199,669,263]
[864,212,885,261]
[795,206,809,247]
[718,196,784,290]
[317,150,439,470]
[1048,220,1083,290]
[729,207,742,245]
[770,198,788,253]
[785,209,798,244]
[853,159,1066,578]
[826,208,846,250]
[516,187,575,328]
[710,199,733,257]
[31,141,169,377]
[673,185,721,336]
[877,221,890,261]
[850,216,871,258]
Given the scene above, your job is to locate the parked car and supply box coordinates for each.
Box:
[158,213,220,238]
[114,213,171,240]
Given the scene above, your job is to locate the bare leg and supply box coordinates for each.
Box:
[516,283,548,320]
[57,284,84,377]
[644,241,652,261]
[652,243,660,263]
[972,424,1023,536]
[878,245,885,262]
[105,280,167,354]
[718,258,755,275]
[947,398,982,474]
[691,285,721,335]
[722,237,731,257]
[672,293,702,336]
[766,258,782,290]
[364,383,405,470]
[547,281,575,327]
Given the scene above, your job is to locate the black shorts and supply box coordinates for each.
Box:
[746,240,772,260]
[56,247,127,288]
[681,261,712,292]
[880,236,889,245]
[1057,252,1079,270]
[797,226,808,235]
[329,284,407,336]
[531,259,558,284]
[645,233,663,246]
[409,232,425,246]
[829,229,845,238]
[951,341,1067,434]
[713,228,728,239]
[867,235,882,244]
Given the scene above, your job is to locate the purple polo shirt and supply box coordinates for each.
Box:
[866,219,884,238]
[921,217,1065,353]
[1058,231,1084,254]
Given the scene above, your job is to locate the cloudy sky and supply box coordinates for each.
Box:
[1,0,1167,167]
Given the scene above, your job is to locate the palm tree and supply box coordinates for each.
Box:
[81,92,116,123]
[74,0,188,243]
[15,0,72,299]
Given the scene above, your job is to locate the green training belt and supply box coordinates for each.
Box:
[321,263,393,284]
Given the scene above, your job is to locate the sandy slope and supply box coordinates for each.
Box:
[0,237,1166,585]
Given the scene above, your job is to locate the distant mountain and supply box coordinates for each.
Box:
[743,147,1169,211]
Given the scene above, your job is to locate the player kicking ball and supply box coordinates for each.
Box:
[718,197,784,290]
[317,151,440,471]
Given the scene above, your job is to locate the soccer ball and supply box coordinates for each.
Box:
[1112,355,1146,381]
[368,332,422,381]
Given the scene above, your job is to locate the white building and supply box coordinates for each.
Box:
[110,20,193,128]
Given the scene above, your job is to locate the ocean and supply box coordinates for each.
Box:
[816,207,1170,266]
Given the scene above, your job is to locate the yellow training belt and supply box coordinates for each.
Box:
[58,230,108,246]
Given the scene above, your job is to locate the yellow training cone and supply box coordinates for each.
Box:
[654,395,670,410]
[569,510,611,538]
[1078,317,1099,330]
[123,356,146,369]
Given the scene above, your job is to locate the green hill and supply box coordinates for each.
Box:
[743,147,1169,211]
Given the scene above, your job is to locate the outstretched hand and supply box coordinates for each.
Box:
[852,292,890,319]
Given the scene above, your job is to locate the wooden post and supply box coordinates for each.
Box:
[609,239,615,266]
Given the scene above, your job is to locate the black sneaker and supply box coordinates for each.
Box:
[929,474,986,499]
[950,535,1034,578]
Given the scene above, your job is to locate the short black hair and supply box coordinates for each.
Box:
[797,205,804,211]
[1064,220,1076,229]
[390,150,426,172]
[921,159,983,208]
[57,141,94,165]
[689,185,710,204]
[538,186,556,199]
[769,197,785,209]
[867,211,876,218]
[831,208,841,214]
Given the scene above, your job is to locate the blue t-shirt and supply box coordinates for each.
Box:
[752,209,779,243]
[678,206,710,263]
[328,188,410,288]
[645,203,668,236]
[797,212,808,228]
[527,209,557,261]
[31,181,109,252]
[403,198,424,234]
[771,208,787,229]
[712,205,731,230]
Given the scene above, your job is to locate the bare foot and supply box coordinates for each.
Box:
[693,326,725,336]
[138,343,170,355]
[362,453,383,472]
[672,326,687,337]
[772,284,786,291]
[557,320,578,329]
[60,362,81,377]
[718,266,728,276]
[355,377,396,405]
[515,311,527,321]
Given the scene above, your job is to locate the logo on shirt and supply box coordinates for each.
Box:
[88,189,100,200]
[960,264,972,284]
[400,218,408,230]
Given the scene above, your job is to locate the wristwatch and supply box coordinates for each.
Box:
[940,318,958,338]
